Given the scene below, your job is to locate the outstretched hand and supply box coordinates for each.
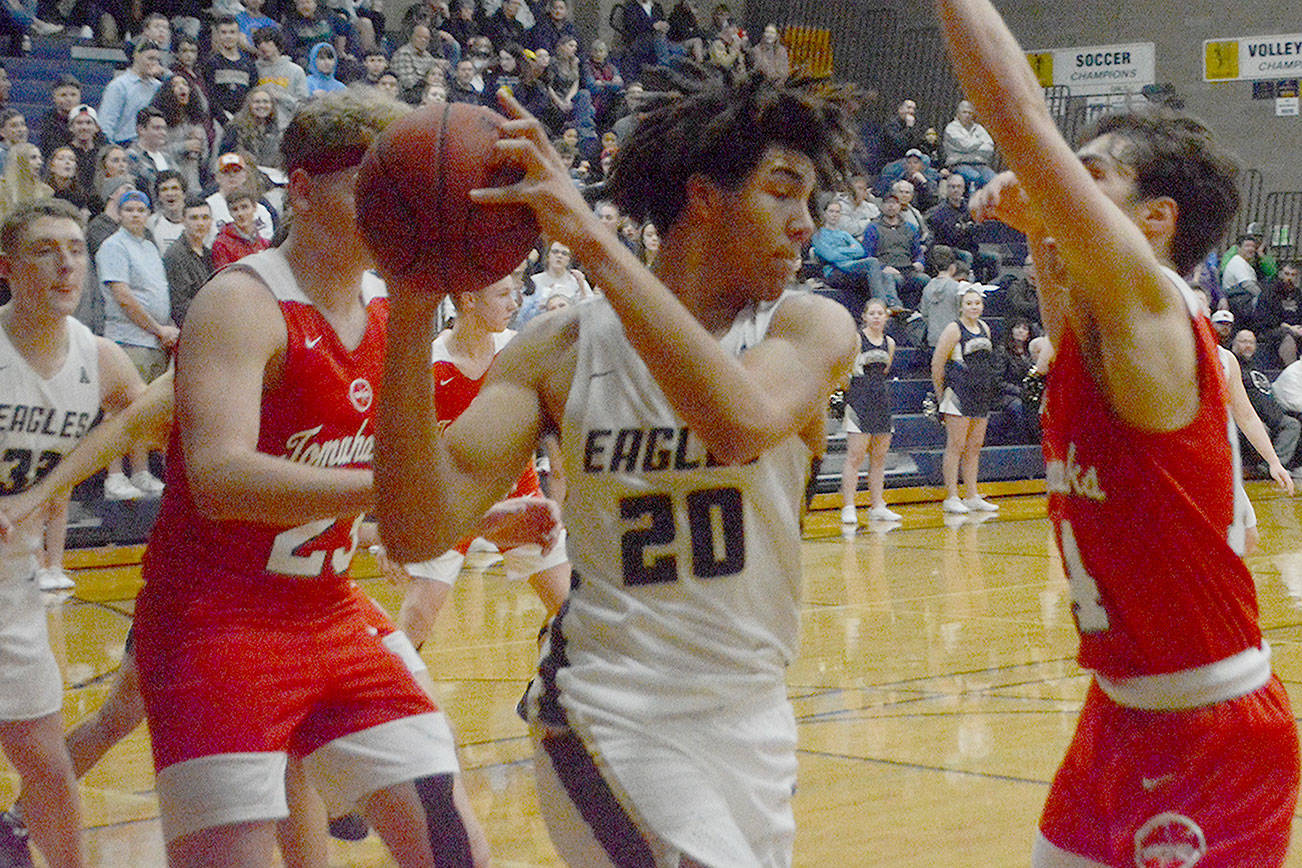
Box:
[968,170,1043,236]
[0,489,49,545]
[471,89,601,255]
[476,495,563,554]
[1268,460,1296,497]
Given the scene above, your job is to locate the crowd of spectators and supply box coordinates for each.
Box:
[11,0,1296,487]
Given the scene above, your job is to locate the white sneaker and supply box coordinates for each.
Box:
[840,504,858,525]
[867,505,901,522]
[78,24,93,38]
[963,496,999,512]
[103,472,144,500]
[130,470,165,496]
[30,18,63,34]
[942,497,970,514]
[36,567,75,591]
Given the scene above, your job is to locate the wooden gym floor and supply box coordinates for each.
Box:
[7,484,1302,866]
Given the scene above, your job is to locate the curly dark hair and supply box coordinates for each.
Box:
[1082,109,1240,276]
[607,64,859,233]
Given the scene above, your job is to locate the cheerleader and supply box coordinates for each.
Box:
[931,287,998,513]
[841,298,900,524]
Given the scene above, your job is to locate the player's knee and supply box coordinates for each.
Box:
[413,774,473,867]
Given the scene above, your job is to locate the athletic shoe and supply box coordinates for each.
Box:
[866,505,901,522]
[963,496,999,512]
[129,470,165,496]
[30,18,63,34]
[0,810,33,868]
[840,504,858,524]
[942,497,970,514]
[35,567,75,591]
[327,813,369,841]
[77,24,93,38]
[103,472,144,500]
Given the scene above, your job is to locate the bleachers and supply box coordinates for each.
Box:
[5,35,125,122]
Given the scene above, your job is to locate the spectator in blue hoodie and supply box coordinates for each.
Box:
[306,42,347,95]
[811,198,901,314]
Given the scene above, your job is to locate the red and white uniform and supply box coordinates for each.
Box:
[1035,274,1299,867]
[135,249,458,842]
[404,330,565,584]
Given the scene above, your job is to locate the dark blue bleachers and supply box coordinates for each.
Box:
[908,445,1045,486]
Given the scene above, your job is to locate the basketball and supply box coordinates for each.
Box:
[355,101,539,292]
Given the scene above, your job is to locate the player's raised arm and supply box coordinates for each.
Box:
[935,0,1239,429]
[475,78,857,463]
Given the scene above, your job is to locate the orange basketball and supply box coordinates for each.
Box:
[355,101,539,292]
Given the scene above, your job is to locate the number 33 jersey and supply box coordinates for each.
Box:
[0,316,98,582]
[555,294,812,716]
[144,249,387,593]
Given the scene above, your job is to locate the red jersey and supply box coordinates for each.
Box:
[1042,290,1260,678]
[143,249,387,594]
[431,328,540,499]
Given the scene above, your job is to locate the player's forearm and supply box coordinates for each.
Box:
[376,295,485,561]
[188,449,373,524]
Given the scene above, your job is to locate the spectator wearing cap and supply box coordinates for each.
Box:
[253,27,308,129]
[98,188,177,380]
[1210,309,1235,348]
[126,106,171,199]
[98,41,165,145]
[211,188,271,268]
[206,152,275,245]
[96,186,172,498]
[37,74,82,153]
[943,99,996,191]
[67,104,108,193]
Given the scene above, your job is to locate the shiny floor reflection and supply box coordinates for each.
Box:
[5,486,1301,866]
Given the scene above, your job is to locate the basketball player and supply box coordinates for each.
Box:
[376,73,858,866]
[934,1,1301,865]
[392,275,569,649]
[0,199,144,868]
[130,90,554,867]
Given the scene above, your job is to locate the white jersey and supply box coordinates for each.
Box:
[0,316,100,582]
[553,292,811,720]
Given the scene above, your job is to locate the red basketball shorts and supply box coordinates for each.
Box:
[1038,677,1299,867]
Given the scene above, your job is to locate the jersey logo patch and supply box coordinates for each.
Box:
[305,335,322,350]
[349,378,373,413]
[79,367,90,384]
[1133,811,1206,867]
[439,376,456,387]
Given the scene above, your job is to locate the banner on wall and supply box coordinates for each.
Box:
[1204,34,1302,82]
[1024,42,1155,96]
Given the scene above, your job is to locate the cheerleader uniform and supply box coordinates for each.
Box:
[940,319,995,418]
[844,332,892,435]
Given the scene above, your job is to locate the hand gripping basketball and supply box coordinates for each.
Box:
[355,100,540,293]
